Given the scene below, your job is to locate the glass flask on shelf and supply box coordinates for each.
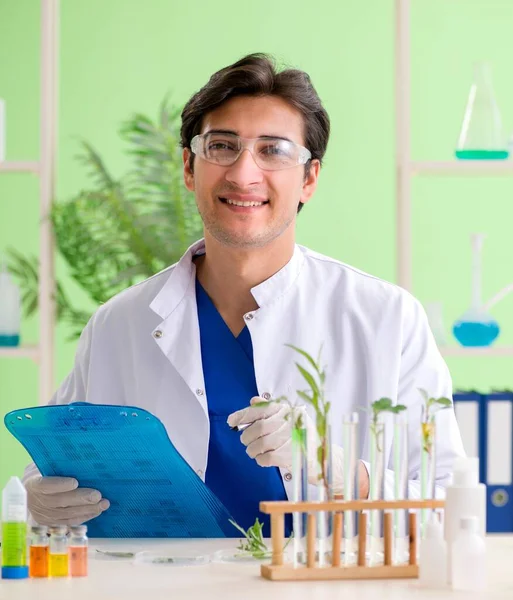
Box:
[455,62,509,160]
[452,234,500,347]
[425,302,448,347]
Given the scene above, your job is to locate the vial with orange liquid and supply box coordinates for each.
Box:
[69,525,88,577]
[29,525,49,577]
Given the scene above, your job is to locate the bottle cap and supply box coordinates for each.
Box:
[70,525,87,535]
[1,566,29,579]
[425,513,444,539]
[460,516,479,534]
[31,525,48,535]
[49,525,68,535]
[453,456,479,486]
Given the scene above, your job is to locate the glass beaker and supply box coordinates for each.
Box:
[455,62,509,160]
[453,233,500,347]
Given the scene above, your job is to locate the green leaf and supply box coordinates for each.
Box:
[371,398,393,415]
[435,397,452,407]
[296,364,320,396]
[297,390,315,406]
[285,344,320,374]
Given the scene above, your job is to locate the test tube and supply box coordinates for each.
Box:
[393,413,409,563]
[291,410,308,567]
[316,425,332,567]
[342,412,359,565]
[49,525,69,577]
[369,413,386,565]
[29,525,49,578]
[420,408,437,534]
[69,525,88,577]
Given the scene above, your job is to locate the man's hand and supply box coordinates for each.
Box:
[227,397,345,495]
[25,476,110,527]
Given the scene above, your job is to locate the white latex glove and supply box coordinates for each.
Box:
[25,476,110,527]
[227,397,345,495]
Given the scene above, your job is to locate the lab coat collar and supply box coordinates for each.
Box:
[149,239,205,319]
[250,244,305,307]
[149,238,305,318]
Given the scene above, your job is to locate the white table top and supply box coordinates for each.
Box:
[1,536,512,600]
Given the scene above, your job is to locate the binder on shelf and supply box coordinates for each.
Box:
[483,390,513,533]
[452,390,485,483]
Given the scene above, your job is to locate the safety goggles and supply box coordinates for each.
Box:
[190,132,312,171]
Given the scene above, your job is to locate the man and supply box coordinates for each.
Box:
[24,53,464,534]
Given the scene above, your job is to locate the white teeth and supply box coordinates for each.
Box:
[224,198,265,207]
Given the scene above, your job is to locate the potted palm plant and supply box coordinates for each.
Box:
[8,97,203,338]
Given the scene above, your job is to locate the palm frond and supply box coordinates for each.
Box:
[11,96,203,336]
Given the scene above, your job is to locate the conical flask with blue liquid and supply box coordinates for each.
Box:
[453,234,500,347]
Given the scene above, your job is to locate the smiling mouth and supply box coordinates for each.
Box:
[218,197,269,207]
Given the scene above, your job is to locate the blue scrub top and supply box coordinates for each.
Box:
[196,278,291,538]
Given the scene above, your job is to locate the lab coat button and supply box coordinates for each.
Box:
[262,392,271,400]
[153,330,163,339]
[244,313,254,321]
[284,472,292,482]
[196,388,204,396]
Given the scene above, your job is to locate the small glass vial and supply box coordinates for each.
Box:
[29,525,49,578]
[69,525,88,577]
[48,525,69,577]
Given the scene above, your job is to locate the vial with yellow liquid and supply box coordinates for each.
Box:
[48,525,69,577]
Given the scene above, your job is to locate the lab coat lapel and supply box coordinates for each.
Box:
[149,240,208,418]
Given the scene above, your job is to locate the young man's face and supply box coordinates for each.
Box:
[183,95,320,249]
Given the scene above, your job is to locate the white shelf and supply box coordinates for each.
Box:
[0,345,40,362]
[410,160,513,176]
[440,346,513,357]
[0,1,57,404]
[0,161,40,174]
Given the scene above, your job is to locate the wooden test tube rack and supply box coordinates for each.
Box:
[260,499,445,581]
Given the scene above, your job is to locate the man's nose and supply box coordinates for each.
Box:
[224,149,264,187]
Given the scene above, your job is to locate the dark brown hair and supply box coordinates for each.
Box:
[180,53,330,212]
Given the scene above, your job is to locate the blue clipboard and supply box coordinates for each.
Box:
[4,403,235,538]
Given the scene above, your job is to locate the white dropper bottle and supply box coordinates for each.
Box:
[0,258,21,347]
[1,476,29,579]
[419,512,447,589]
[451,516,486,591]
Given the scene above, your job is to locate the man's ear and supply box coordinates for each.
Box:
[183,148,195,191]
[299,159,320,207]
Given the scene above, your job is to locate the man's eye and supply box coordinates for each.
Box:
[261,144,285,156]
[209,142,235,151]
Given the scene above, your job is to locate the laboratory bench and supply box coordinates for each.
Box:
[1,536,512,600]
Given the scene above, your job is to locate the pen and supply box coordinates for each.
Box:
[231,423,251,432]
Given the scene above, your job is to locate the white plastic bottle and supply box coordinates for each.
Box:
[1,476,29,579]
[419,513,447,589]
[444,456,486,583]
[0,260,21,347]
[451,516,486,591]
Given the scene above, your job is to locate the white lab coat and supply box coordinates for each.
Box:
[25,239,465,500]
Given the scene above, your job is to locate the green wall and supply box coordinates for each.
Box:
[1,0,512,487]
